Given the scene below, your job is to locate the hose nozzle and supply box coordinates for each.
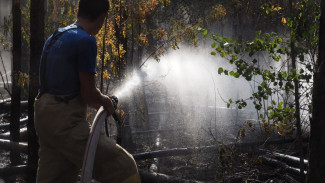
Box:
[110,95,118,109]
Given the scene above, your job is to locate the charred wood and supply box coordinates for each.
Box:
[139,170,205,183]
[0,165,27,177]
[133,146,216,160]
[0,128,27,141]
[133,137,309,160]
[133,128,188,135]
[0,139,28,153]
[0,117,28,131]
[260,156,306,179]
[259,149,308,168]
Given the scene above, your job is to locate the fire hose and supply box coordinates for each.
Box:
[80,96,120,183]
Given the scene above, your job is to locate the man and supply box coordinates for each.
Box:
[34,0,140,182]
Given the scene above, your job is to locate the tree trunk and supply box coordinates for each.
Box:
[113,0,134,150]
[100,16,108,92]
[10,0,22,166]
[288,0,305,182]
[28,0,44,181]
[308,0,325,182]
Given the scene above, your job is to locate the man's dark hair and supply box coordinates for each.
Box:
[78,0,109,21]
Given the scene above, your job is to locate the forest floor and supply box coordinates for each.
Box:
[0,111,306,183]
[0,140,305,183]
[0,146,302,183]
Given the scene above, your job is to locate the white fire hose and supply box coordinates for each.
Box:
[80,106,107,183]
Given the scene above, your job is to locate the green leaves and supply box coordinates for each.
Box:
[202,29,208,36]
[207,14,315,132]
[211,42,217,48]
[218,67,224,75]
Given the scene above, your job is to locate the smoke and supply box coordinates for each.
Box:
[141,45,253,108]
[0,0,11,26]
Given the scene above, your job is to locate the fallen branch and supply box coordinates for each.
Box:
[0,166,204,183]
[260,156,306,178]
[133,137,309,160]
[0,139,28,153]
[139,170,205,183]
[0,165,27,177]
[259,149,308,168]
[133,146,216,160]
[133,128,183,135]
[0,127,27,141]
[0,117,28,131]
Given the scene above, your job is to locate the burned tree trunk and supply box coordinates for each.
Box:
[288,1,305,182]
[10,0,22,166]
[28,0,44,181]
[308,0,325,182]
[112,0,134,151]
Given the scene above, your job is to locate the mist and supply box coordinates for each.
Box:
[114,45,257,144]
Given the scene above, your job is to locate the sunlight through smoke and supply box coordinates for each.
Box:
[138,46,257,138]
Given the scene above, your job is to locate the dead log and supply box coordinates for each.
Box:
[0,117,28,131]
[260,156,306,178]
[133,146,217,160]
[133,137,310,160]
[133,128,181,135]
[259,149,308,168]
[0,165,27,177]
[0,139,28,153]
[0,127,27,141]
[0,166,204,183]
[139,170,205,183]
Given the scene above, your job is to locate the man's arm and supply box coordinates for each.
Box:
[79,72,115,115]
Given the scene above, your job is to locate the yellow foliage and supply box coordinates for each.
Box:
[119,44,126,58]
[211,4,227,20]
[16,72,29,88]
[156,28,167,39]
[87,112,93,120]
[103,69,110,79]
[139,33,149,46]
[117,109,125,118]
[138,0,159,19]
[281,17,287,24]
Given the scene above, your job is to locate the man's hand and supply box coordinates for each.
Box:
[103,96,115,116]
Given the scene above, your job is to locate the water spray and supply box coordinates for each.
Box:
[112,71,141,100]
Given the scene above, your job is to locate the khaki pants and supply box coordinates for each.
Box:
[34,94,140,183]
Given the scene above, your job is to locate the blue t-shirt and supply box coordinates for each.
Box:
[39,24,97,95]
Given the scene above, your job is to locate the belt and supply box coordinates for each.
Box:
[36,92,79,104]
[54,93,79,104]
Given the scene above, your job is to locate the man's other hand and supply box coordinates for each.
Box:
[103,96,115,116]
